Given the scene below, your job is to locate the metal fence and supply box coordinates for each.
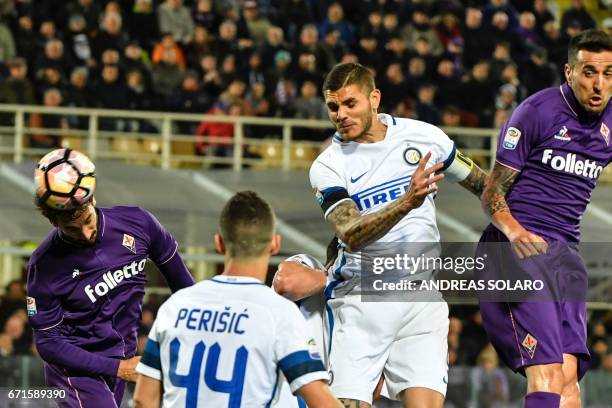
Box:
[0,104,499,171]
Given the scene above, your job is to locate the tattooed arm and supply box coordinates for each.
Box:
[328,152,444,252]
[481,163,547,258]
[458,164,488,198]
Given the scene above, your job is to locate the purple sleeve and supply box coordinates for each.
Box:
[27,263,63,330]
[141,208,194,292]
[157,252,195,292]
[495,101,540,172]
[142,208,178,264]
[34,325,120,377]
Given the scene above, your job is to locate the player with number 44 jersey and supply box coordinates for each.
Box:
[134,192,340,408]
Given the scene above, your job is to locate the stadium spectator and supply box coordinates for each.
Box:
[94,65,128,111]
[521,47,558,94]
[14,15,37,66]
[151,48,185,100]
[244,81,271,117]
[355,33,383,74]
[561,0,596,35]
[66,13,93,68]
[36,67,67,101]
[34,39,73,79]
[384,33,410,66]
[434,58,463,109]
[185,25,213,68]
[211,19,241,62]
[489,42,514,83]
[199,54,223,99]
[123,41,152,85]
[515,11,542,57]
[241,50,267,89]
[402,5,443,57]
[67,0,102,35]
[91,11,129,62]
[194,103,242,161]
[532,0,555,36]
[318,2,355,49]
[294,24,335,76]
[65,67,91,128]
[293,51,323,89]
[416,83,441,125]
[151,33,186,70]
[29,88,66,149]
[0,19,15,63]
[294,79,327,140]
[126,68,155,111]
[322,27,348,62]
[259,25,289,69]
[127,0,159,52]
[358,8,385,44]
[603,18,612,37]
[167,70,211,123]
[239,0,271,47]
[473,345,510,407]
[0,280,26,328]
[0,57,36,105]
[461,60,495,126]
[157,0,194,45]
[378,61,411,112]
[191,0,219,34]
[483,0,520,31]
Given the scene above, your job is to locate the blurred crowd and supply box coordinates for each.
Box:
[2,278,612,405]
[0,0,611,150]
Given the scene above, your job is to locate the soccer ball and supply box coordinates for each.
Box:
[285,254,325,271]
[34,148,96,210]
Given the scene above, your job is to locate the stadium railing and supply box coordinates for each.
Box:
[0,104,498,170]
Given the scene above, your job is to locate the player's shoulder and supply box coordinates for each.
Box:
[100,205,148,219]
[312,135,344,166]
[391,116,451,149]
[519,85,563,113]
[28,230,59,268]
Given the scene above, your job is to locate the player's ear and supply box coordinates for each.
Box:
[214,233,225,254]
[269,234,281,256]
[370,88,381,111]
[564,63,572,85]
[91,196,96,207]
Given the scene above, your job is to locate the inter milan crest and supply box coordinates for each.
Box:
[403,147,422,166]
[122,233,136,254]
[522,333,538,359]
[600,123,609,146]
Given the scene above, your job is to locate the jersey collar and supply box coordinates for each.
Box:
[559,82,608,122]
[212,275,266,285]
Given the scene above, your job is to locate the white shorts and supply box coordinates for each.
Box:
[326,296,449,404]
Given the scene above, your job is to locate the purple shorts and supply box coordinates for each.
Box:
[44,363,126,408]
[476,226,590,380]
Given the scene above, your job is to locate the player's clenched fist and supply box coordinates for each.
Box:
[117,356,141,382]
[404,152,445,209]
[273,261,327,301]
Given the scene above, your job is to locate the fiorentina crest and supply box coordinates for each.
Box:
[522,333,538,359]
[122,233,136,253]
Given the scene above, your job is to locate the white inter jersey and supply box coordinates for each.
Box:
[309,114,456,296]
[137,275,328,407]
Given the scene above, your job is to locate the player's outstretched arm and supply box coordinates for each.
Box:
[134,374,161,408]
[298,380,343,407]
[274,261,327,301]
[457,163,488,198]
[440,149,488,198]
[481,162,547,259]
[328,152,443,252]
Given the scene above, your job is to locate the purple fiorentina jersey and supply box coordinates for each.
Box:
[495,83,612,242]
[27,206,179,360]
